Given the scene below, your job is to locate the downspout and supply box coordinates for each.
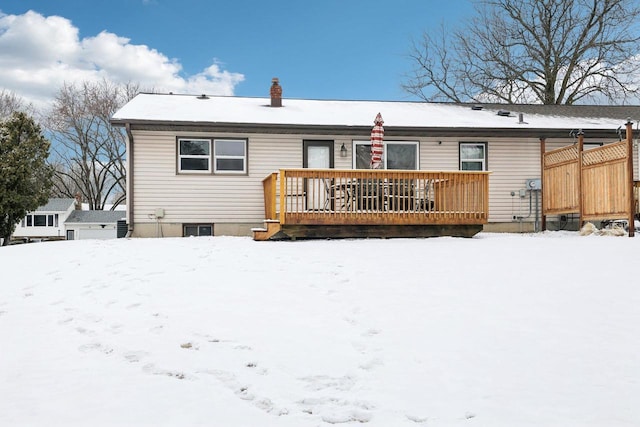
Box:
[125,123,135,237]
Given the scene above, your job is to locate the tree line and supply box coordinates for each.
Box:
[0,80,139,245]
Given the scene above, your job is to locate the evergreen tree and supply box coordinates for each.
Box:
[0,112,53,246]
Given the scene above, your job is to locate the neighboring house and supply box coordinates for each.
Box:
[11,197,126,243]
[64,210,126,240]
[110,80,640,238]
[12,198,77,242]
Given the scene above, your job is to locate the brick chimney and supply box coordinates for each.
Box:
[74,193,82,210]
[270,77,282,107]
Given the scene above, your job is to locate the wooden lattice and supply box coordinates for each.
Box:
[544,145,579,167]
[582,141,627,167]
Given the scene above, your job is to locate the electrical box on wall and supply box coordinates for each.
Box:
[154,208,165,218]
[526,179,542,190]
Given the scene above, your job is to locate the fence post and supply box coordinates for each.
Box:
[577,131,584,229]
[279,169,287,225]
[626,120,635,237]
[540,137,546,231]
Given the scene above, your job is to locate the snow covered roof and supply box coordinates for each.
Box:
[112,93,640,132]
[65,210,125,224]
[34,198,75,212]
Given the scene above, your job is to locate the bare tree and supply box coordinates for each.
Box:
[46,80,139,210]
[0,90,33,120]
[404,0,640,104]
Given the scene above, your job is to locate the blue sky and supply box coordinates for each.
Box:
[0,0,475,107]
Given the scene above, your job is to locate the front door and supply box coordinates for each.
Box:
[303,140,334,210]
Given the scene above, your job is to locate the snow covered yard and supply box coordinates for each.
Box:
[1,233,638,427]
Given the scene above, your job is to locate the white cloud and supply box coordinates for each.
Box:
[0,10,244,109]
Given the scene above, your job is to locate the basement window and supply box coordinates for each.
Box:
[184,224,213,237]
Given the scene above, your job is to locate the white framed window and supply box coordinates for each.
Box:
[178,138,211,173]
[352,140,419,169]
[214,139,247,173]
[23,214,58,227]
[459,142,487,171]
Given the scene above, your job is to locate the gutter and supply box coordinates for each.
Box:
[112,119,626,140]
[125,123,134,237]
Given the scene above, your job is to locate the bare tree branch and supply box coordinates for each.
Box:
[404,0,640,104]
[46,80,141,210]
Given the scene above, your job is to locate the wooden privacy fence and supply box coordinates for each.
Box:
[541,121,636,236]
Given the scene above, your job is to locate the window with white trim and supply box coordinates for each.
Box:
[214,139,247,173]
[353,140,419,169]
[459,143,487,171]
[22,214,58,227]
[178,138,211,173]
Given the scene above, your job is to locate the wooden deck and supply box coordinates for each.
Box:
[253,169,490,240]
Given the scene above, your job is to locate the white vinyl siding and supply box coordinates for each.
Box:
[131,130,636,235]
[132,131,303,226]
[485,138,541,222]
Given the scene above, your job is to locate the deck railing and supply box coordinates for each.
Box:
[263,169,490,226]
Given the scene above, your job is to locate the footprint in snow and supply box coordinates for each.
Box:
[199,369,288,416]
[75,326,95,336]
[406,414,428,424]
[358,357,384,371]
[78,342,114,354]
[123,351,149,363]
[108,323,123,334]
[321,409,372,424]
[142,363,190,380]
[149,325,164,333]
[298,397,373,423]
[363,328,381,337]
[299,375,355,392]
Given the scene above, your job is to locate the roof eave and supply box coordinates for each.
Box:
[112,119,622,139]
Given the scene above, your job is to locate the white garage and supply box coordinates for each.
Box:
[65,211,126,240]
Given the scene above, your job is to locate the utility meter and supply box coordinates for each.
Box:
[525,179,541,190]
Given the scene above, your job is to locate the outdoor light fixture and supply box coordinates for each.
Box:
[340,143,347,157]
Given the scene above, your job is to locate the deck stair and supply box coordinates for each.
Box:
[251,219,283,241]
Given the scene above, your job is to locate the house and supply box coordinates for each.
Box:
[64,210,126,240]
[11,198,77,242]
[11,197,126,243]
[110,79,640,239]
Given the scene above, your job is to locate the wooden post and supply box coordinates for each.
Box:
[279,169,287,225]
[577,131,584,229]
[626,120,635,237]
[540,137,546,231]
